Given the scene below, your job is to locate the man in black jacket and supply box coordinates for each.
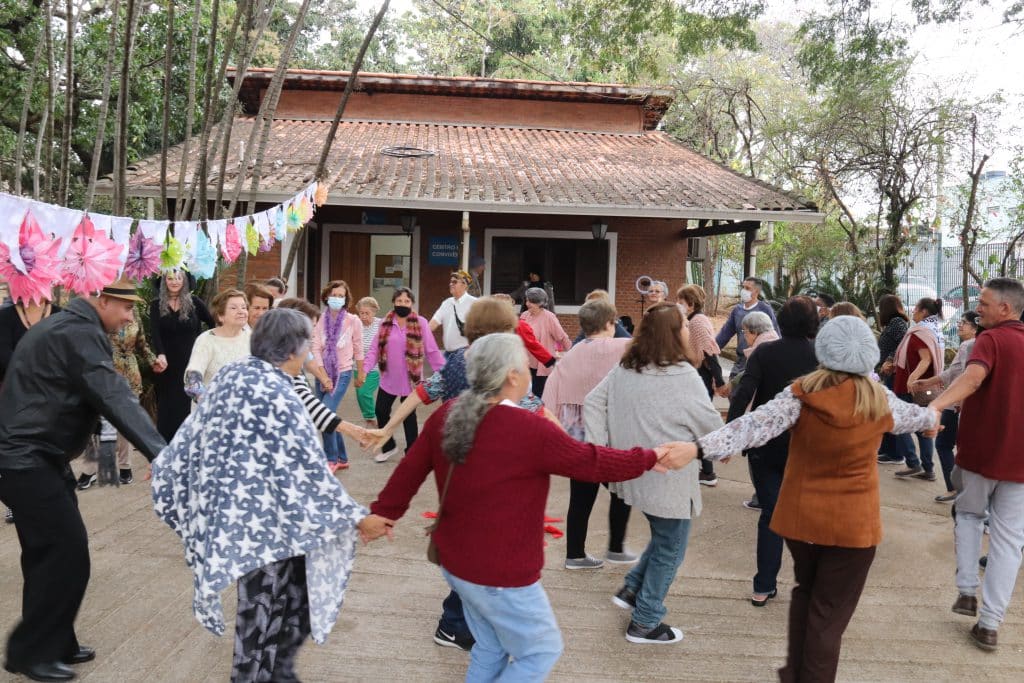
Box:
[726,296,819,608]
[0,277,167,682]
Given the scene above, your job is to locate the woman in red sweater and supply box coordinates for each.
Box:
[370,333,696,681]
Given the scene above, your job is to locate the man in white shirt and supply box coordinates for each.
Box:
[430,270,477,353]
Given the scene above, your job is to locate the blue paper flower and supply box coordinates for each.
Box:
[188,230,217,279]
[273,206,286,241]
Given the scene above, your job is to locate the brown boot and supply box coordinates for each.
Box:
[952,594,978,616]
[970,623,998,651]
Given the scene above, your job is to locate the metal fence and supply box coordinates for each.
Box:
[898,239,1024,346]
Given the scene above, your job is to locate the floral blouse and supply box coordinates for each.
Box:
[698,386,937,459]
[108,319,157,396]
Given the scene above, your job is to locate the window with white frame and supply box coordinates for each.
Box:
[486,229,616,310]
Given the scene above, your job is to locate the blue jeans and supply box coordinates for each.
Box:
[624,514,692,628]
[441,569,563,683]
[316,371,352,463]
[749,449,787,594]
[893,393,934,470]
[935,409,959,491]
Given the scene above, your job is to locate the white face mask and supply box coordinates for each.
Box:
[740,289,753,304]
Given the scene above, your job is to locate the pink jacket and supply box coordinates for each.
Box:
[311,310,365,380]
[520,309,571,377]
[364,314,445,396]
[542,337,631,411]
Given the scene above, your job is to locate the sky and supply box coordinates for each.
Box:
[360,0,1022,167]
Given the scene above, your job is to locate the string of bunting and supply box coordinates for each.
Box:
[0,181,326,305]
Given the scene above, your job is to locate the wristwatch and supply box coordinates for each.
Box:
[696,443,705,461]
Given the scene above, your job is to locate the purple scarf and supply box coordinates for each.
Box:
[322,309,346,383]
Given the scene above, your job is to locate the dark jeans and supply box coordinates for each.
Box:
[889,393,935,470]
[935,409,960,492]
[529,368,547,399]
[439,590,472,639]
[749,449,787,594]
[0,466,89,669]
[780,540,876,683]
[375,388,418,453]
[565,480,631,559]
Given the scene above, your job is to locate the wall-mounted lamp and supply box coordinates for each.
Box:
[591,219,608,240]
[400,214,417,234]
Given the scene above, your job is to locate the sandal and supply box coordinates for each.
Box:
[751,588,778,607]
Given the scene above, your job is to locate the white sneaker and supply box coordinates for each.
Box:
[605,550,638,565]
[374,447,399,463]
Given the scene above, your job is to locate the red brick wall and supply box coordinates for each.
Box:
[270,90,644,133]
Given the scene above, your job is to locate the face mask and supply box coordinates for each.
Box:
[327,296,346,310]
[394,305,412,318]
[740,289,753,304]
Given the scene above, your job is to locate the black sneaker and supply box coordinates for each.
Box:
[612,586,637,610]
[119,469,133,485]
[433,626,474,651]
[742,499,762,511]
[76,473,97,491]
[877,454,904,464]
[4,507,13,524]
[699,471,718,486]
[625,621,684,645]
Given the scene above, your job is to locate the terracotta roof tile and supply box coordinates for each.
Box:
[115,118,818,220]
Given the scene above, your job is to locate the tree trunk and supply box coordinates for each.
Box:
[43,0,56,202]
[283,0,391,282]
[113,0,140,215]
[13,4,47,195]
[159,0,174,218]
[57,0,76,205]
[175,0,203,220]
[960,154,989,310]
[84,0,122,210]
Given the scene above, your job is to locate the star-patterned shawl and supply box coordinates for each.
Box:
[151,356,368,643]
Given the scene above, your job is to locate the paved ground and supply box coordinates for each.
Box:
[3,390,1024,683]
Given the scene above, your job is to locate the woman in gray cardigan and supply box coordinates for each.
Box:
[584,303,724,645]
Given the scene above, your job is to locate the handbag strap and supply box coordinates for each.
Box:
[428,463,456,533]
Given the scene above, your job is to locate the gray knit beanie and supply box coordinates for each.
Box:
[814,315,879,376]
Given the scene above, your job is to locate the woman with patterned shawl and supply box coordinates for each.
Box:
[152,309,392,682]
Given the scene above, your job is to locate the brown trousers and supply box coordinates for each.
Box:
[779,540,876,683]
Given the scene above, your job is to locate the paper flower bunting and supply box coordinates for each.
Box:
[259,234,273,253]
[273,206,286,241]
[245,221,259,256]
[123,229,163,282]
[286,202,303,233]
[188,230,217,279]
[221,221,242,263]
[161,235,185,272]
[298,195,314,224]
[0,211,63,305]
[314,182,328,207]
[61,214,124,296]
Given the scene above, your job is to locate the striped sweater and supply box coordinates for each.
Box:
[291,375,341,433]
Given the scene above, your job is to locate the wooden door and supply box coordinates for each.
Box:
[329,233,371,305]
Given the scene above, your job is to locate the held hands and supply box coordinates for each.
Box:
[359,427,393,452]
[653,441,699,472]
[714,384,731,399]
[921,407,944,439]
[319,375,334,394]
[153,355,168,373]
[357,514,395,544]
[354,374,365,388]
[909,376,940,392]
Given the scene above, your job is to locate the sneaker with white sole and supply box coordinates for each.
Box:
[119,468,133,485]
[76,473,97,491]
[612,586,637,610]
[433,626,474,651]
[699,471,718,486]
[605,550,638,565]
[374,447,399,463]
[742,499,762,511]
[565,556,604,570]
[625,621,684,645]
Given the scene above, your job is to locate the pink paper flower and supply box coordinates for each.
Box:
[0,211,62,305]
[221,220,242,263]
[123,229,163,282]
[61,214,124,295]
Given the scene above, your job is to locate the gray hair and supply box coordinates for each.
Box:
[741,310,774,335]
[985,277,1024,315]
[650,280,668,296]
[251,308,312,366]
[441,333,528,464]
[158,271,195,321]
[525,287,548,305]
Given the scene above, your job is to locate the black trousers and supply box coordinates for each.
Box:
[780,540,876,683]
[565,480,631,558]
[749,450,788,594]
[0,466,89,669]
[375,388,418,453]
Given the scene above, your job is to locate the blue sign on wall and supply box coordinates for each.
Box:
[428,236,460,266]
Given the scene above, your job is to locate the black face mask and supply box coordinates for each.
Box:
[394,305,412,318]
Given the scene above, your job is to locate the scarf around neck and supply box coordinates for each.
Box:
[895,315,945,373]
[376,310,424,384]
[151,356,368,643]
[322,308,346,382]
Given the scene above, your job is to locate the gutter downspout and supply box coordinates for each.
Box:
[461,211,470,271]
[747,222,774,277]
